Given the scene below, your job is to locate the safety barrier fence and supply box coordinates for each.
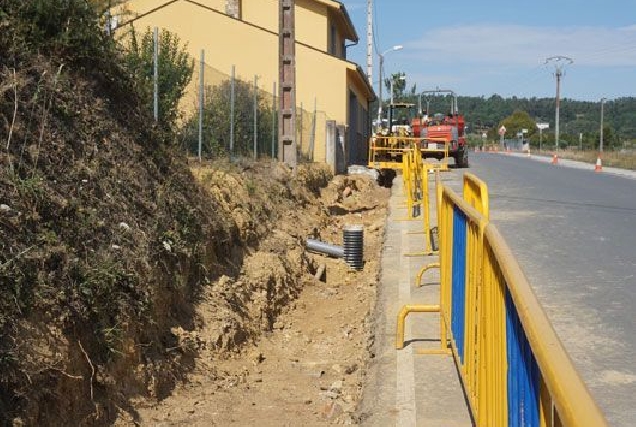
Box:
[368,136,451,171]
[398,148,438,257]
[396,164,607,426]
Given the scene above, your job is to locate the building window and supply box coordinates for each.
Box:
[330,24,337,55]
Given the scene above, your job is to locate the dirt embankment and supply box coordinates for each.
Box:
[116,166,390,426]
[0,3,390,424]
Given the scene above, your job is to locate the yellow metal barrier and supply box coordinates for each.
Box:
[463,173,489,219]
[396,169,608,426]
[481,225,607,426]
[368,136,451,171]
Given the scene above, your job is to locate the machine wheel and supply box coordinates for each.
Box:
[455,147,469,168]
[378,169,396,187]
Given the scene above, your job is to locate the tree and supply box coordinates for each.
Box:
[384,72,406,102]
[123,27,194,130]
[597,125,619,150]
[499,109,537,140]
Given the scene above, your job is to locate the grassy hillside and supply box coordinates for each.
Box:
[0,1,339,424]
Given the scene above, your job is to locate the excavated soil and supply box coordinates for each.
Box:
[114,163,390,426]
[0,5,390,423]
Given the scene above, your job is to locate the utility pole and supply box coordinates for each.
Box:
[278,0,297,167]
[600,97,606,152]
[366,0,373,86]
[544,56,573,152]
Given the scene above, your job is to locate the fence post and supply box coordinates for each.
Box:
[299,102,304,158]
[325,120,336,172]
[272,81,276,159]
[309,97,316,161]
[230,65,235,157]
[198,49,204,162]
[253,75,258,160]
[153,27,159,122]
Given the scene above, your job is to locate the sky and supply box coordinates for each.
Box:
[342,0,636,102]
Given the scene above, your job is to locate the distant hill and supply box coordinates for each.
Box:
[394,94,636,142]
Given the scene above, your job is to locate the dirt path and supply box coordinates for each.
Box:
[116,169,389,426]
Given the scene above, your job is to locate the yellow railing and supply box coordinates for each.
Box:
[463,172,489,219]
[398,148,438,257]
[395,163,607,426]
[368,136,451,171]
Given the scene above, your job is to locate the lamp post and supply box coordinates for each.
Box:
[377,45,403,128]
[600,97,606,153]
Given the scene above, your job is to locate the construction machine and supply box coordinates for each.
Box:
[414,90,469,168]
[368,102,419,185]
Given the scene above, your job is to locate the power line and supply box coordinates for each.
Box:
[544,56,574,151]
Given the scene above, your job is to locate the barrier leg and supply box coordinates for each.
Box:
[396,304,439,349]
[415,262,441,287]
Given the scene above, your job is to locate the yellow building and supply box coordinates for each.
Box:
[114,0,375,166]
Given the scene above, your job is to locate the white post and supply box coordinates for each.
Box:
[153,27,159,122]
[254,75,258,160]
[366,0,373,86]
[198,49,204,161]
[377,54,383,127]
[272,81,276,158]
[230,65,235,156]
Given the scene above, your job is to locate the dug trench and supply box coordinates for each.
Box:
[113,163,390,426]
[2,135,389,425]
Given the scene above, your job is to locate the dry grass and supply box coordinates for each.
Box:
[537,150,636,170]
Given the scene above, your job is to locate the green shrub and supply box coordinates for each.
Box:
[122,27,194,130]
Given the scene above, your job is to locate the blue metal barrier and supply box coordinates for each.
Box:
[506,289,540,427]
[451,206,467,364]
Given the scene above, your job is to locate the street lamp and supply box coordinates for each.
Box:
[377,45,403,127]
[600,97,606,153]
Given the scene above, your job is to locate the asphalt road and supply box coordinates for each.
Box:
[468,152,636,426]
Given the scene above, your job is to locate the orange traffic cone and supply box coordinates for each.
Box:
[552,154,558,165]
[595,156,602,173]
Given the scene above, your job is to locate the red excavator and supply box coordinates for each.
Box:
[411,90,469,168]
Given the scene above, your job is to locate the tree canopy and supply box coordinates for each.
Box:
[376,73,635,148]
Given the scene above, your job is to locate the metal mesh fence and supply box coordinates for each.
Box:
[169,50,330,162]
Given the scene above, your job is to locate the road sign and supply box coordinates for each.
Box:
[522,128,528,134]
[536,122,549,130]
[498,126,506,136]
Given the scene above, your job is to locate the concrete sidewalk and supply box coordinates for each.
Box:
[358,173,472,426]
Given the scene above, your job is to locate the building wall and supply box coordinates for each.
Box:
[295,0,328,53]
[326,9,346,58]
[346,70,370,164]
[242,0,333,55]
[241,0,278,35]
[120,1,363,160]
[116,0,371,164]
